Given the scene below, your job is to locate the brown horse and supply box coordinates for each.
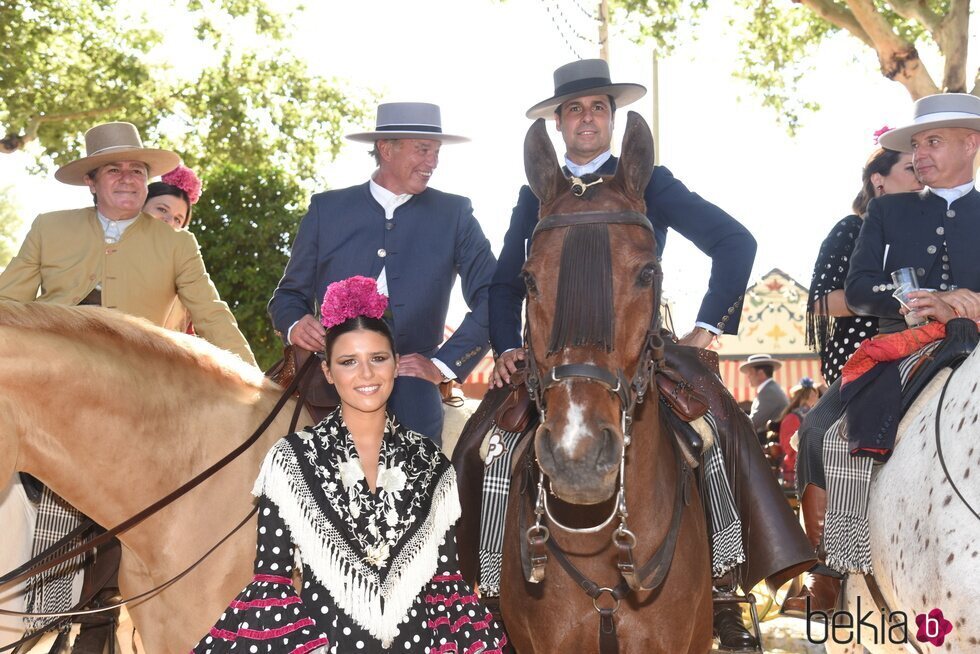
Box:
[0,301,309,652]
[497,113,713,652]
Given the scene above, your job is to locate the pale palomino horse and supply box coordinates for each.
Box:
[825,345,980,654]
[0,301,311,652]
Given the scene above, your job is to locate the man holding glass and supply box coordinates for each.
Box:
[847,93,980,326]
[784,92,980,615]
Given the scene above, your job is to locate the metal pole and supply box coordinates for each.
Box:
[599,0,609,62]
[651,49,660,165]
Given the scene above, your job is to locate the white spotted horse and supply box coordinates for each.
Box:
[825,331,980,654]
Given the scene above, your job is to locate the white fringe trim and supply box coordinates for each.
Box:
[253,439,461,648]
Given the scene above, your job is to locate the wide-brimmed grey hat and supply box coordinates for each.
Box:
[739,354,783,372]
[526,59,647,119]
[346,102,468,144]
[878,93,980,152]
[55,122,180,186]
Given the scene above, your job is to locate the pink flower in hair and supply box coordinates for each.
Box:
[320,276,389,329]
[873,125,892,145]
[161,165,203,205]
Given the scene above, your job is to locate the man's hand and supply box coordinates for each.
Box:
[935,288,980,321]
[905,290,956,324]
[290,314,326,352]
[491,348,526,388]
[677,327,714,349]
[398,353,444,385]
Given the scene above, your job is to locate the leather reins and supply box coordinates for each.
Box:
[0,508,257,653]
[0,353,319,620]
[521,208,693,653]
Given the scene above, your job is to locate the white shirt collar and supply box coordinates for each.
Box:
[757,377,774,393]
[927,180,976,207]
[369,178,412,220]
[564,150,612,177]
[96,211,140,243]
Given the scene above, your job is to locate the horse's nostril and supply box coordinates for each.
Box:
[595,428,620,472]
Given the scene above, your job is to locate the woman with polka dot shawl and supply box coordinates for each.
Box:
[193,278,507,653]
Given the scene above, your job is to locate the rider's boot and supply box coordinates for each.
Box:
[781,485,841,616]
[713,600,759,651]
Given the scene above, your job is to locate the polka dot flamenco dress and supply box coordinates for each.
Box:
[192,411,508,654]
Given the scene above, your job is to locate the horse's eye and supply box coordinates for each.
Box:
[522,271,538,297]
[637,265,656,287]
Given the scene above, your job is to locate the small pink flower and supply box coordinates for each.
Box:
[320,276,389,329]
[161,165,203,205]
[873,125,893,146]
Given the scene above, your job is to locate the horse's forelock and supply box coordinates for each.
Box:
[548,223,614,355]
[0,301,270,391]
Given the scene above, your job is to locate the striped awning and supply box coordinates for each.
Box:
[718,356,825,404]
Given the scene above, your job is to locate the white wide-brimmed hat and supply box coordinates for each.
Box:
[739,354,783,372]
[526,59,647,119]
[55,122,180,186]
[878,93,980,152]
[346,102,468,144]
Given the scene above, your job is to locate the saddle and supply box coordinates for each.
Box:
[266,345,339,423]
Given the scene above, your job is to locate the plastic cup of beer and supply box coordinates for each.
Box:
[890,267,928,328]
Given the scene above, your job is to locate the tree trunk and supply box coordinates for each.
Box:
[877,44,940,99]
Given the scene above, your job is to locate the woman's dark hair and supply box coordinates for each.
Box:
[146,181,192,227]
[852,147,905,216]
[324,315,395,361]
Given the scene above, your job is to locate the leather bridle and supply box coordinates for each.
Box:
[520,207,694,653]
[524,209,665,433]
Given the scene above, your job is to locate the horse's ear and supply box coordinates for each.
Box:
[614,111,655,200]
[524,118,563,208]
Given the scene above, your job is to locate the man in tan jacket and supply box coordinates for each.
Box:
[0,122,254,650]
[0,122,254,365]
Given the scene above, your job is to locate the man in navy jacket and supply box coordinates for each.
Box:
[487,60,779,651]
[269,102,496,445]
[490,59,756,386]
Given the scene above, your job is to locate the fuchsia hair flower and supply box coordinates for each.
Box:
[162,165,203,205]
[873,125,893,146]
[320,276,389,329]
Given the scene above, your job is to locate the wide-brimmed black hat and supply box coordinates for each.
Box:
[526,59,647,119]
[347,102,468,144]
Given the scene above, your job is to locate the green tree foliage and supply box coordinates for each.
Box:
[610,1,970,131]
[0,0,161,162]
[192,163,306,369]
[0,186,22,267]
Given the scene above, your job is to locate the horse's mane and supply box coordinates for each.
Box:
[0,301,272,392]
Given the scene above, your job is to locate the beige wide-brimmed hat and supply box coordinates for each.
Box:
[346,102,468,144]
[878,93,980,152]
[739,354,783,372]
[55,122,180,186]
[526,59,647,119]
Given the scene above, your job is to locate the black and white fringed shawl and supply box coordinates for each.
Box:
[253,409,460,647]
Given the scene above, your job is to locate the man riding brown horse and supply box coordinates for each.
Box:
[482,59,815,650]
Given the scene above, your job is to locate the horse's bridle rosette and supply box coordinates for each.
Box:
[320,276,389,329]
